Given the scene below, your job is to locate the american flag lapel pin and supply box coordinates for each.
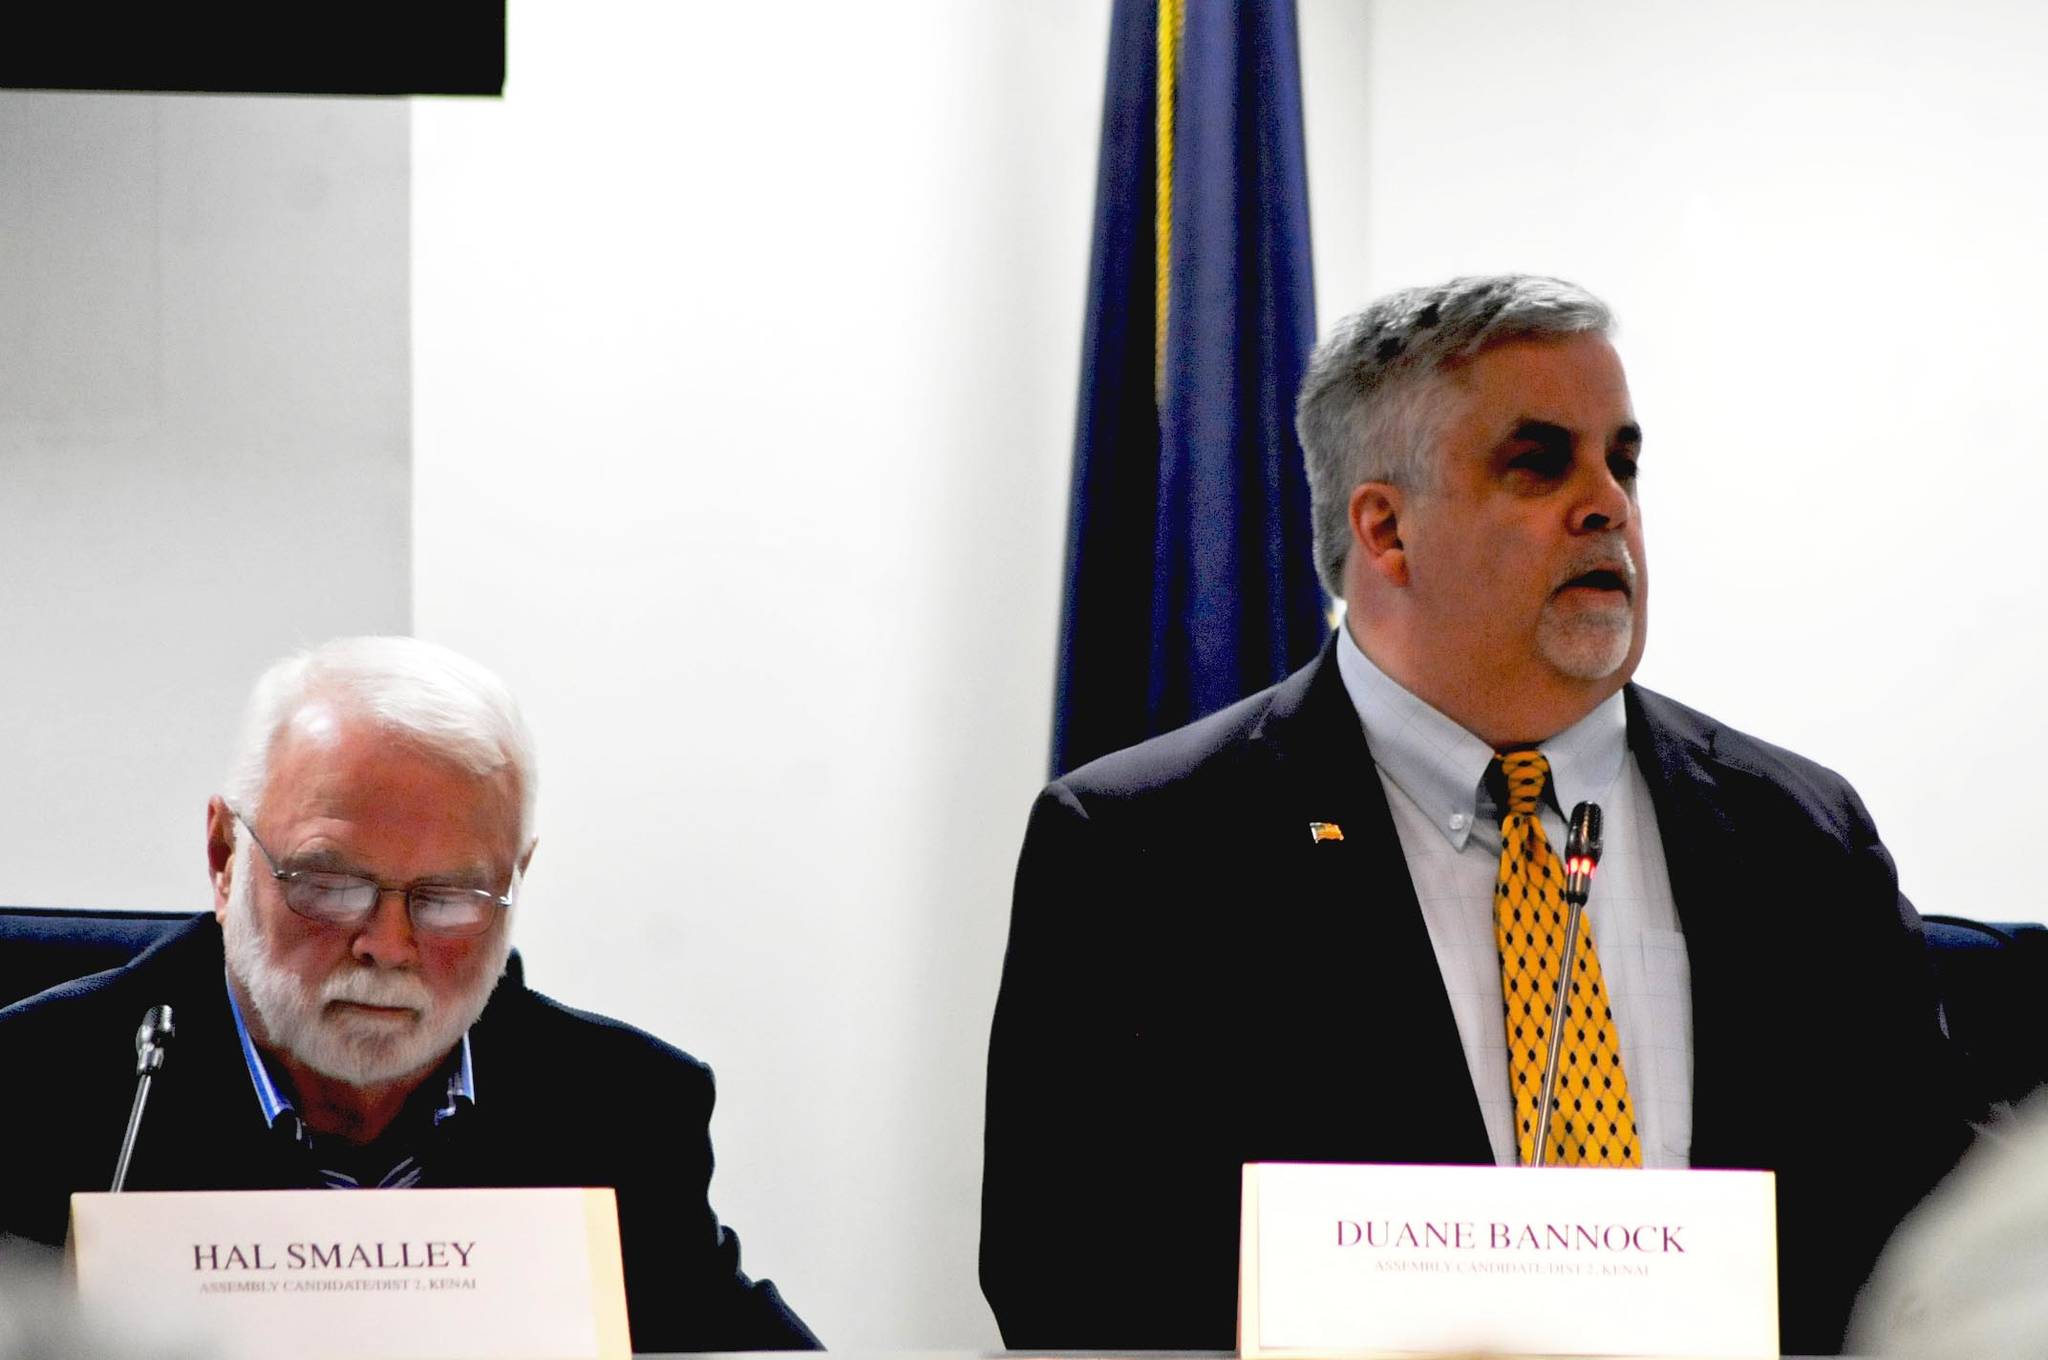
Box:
[1308,821,1344,844]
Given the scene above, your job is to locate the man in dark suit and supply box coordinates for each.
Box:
[980,275,1972,1355]
[0,636,816,1353]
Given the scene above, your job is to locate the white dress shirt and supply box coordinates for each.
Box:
[1334,626,1695,1168]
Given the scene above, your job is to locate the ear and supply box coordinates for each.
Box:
[517,838,538,878]
[206,797,238,922]
[1347,482,1410,588]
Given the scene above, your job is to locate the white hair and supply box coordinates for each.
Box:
[0,1255,212,1360]
[222,636,537,848]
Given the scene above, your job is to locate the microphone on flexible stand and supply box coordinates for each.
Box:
[1533,803,1603,1166]
[110,1005,175,1192]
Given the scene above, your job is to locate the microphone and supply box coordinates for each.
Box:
[1564,802,1604,906]
[111,1005,174,1192]
[135,1004,175,1075]
[1534,803,1603,1167]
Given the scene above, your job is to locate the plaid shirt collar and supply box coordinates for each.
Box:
[224,972,476,1150]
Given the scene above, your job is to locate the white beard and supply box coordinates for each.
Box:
[1536,538,1639,680]
[1536,598,1635,680]
[222,844,510,1087]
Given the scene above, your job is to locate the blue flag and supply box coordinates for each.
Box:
[1051,0,1326,777]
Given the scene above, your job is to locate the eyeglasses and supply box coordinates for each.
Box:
[231,808,513,939]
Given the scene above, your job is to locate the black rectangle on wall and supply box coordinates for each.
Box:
[0,2,505,97]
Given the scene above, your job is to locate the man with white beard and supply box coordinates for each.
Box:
[0,637,818,1352]
[981,274,1974,1356]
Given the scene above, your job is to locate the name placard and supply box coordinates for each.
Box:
[70,1188,630,1360]
[1240,1162,1778,1358]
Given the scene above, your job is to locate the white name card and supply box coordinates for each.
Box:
[1240,1162,1779,1358]
[70,1188,631,1360]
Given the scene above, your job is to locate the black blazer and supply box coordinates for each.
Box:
[980,636,1971,1356]
[0,915,819,1354]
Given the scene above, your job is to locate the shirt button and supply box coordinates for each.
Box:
[1448,812,1469,831]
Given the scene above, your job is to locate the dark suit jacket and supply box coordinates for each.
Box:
[980,637,1972,1356]
[0,915,819,1354]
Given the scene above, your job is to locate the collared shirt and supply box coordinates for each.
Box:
[1334,626,1694,1168]
[225,976,475,1189]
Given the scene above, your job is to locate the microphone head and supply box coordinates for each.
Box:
[1566,801,1604,866]
[135,1004,175,1075]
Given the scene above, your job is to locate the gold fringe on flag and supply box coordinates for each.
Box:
[1154,0,1184,401]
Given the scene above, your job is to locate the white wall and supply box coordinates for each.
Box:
[1301,0,2048,927]
[409,3,1104,1346]
[0,92,411,911]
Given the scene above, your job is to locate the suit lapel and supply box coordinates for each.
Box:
[1240,638,1493,1164]
[1624,687,1765,1169]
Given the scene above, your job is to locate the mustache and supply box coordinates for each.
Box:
[320,967,432,1012]
[1552,539,1639,597]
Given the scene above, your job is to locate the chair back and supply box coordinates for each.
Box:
[1922,914,2048,1112]
[0,906,200,1010]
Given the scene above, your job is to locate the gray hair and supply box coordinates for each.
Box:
[1295,274,1614,599]
[0,1253,214,1360]
[222,636,537,847]
[1850,1091,2048,1359]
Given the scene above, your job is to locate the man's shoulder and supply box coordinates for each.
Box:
[475,983,716,1104]
[1629,684,1875,840]
[1061,689,1278,793]
[1048,651,1331,814]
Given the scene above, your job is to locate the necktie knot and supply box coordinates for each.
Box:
[1489,745,1639,1168]
[1496,749,1550,817]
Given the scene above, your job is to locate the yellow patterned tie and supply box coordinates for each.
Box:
[1492,750,1641,1167]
